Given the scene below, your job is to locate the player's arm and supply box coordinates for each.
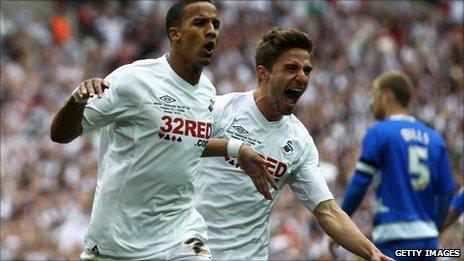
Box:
[201,138,228,157]
[342,127,380,216]
[314,199,391,261]
[341,169,373,216]
[434,190,454,231]
[287,137,388,260]
[442,208,461,231]
[435,146,458,231]
[329,168,375,258]
[441,189,463,231]
[50,78,109,143]
[202,139,278,200]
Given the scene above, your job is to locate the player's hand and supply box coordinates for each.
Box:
[72,78,110,104]
[237,144,278,200]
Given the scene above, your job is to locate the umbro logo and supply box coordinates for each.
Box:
[232,125,249,135]
[159,95,176,103]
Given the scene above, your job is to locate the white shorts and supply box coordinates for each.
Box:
[80,237,212,260]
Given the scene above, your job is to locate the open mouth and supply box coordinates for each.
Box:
[284,88,304,106]
[204,42,215,54]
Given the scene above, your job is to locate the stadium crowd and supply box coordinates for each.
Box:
[1,1,463,260]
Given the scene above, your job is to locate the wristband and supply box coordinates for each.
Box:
[227,139,244,158]
[72,86,89,104]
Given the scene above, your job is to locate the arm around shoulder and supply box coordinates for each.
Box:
[50,78,110,143]
[201,138,228,157]
[50,97,86,143]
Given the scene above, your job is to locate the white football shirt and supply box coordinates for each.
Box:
[194,91,333,260]
[81,55,216,259]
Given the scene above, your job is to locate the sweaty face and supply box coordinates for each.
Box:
[370,82,386,120]
[176,2,220,67]
[267,48,312,116]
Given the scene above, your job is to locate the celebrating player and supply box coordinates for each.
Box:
[338,71,456,259]
[50,1,276,259]
[193,27,390,260]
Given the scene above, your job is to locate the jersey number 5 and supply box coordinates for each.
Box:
[408,146,430,191]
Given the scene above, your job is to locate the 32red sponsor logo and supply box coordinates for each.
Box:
[224,153,287,180]
[258,153,287,179]
[160,115,212,139]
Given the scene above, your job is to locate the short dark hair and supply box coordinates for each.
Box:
[255,27,314,71]
[376,71,413,107]
[165,0,213,40]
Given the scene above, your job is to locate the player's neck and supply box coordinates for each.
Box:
[167,53,202,86]
[384,105,409,118]
[253,88,283,122]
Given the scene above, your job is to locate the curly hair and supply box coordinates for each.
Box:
[255,27,314,71]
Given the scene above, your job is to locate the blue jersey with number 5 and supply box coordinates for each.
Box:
[356,115,455,242]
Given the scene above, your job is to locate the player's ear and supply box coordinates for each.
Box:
[257,66,269,82]
[169,27,180,42]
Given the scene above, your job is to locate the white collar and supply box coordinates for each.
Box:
[388,114,416,121]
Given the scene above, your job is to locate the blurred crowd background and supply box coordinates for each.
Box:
[1,0,463,260]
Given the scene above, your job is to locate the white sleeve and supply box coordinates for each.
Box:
[287,138,334,212]
[81,66,137,134]
[210,94,229,137]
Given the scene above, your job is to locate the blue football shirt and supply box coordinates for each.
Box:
[353,115,455,242]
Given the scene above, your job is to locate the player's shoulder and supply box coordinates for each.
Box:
[357,121,386,145]
[281,115,318,161]
[370,117,445,145]
[104,59,163,100]
[131,57,162,67]
[109,58,162,79]
[366,120,386,133]
[211,92,250,114]
[284,114,315,144]
[414,119,446,145]
[366,118,404,135]
[286,114,310,133]
[216,91,248,104]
